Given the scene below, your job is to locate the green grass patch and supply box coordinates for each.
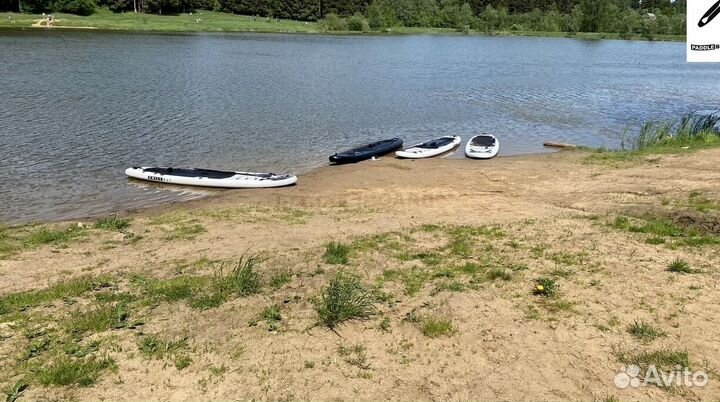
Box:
[253,304,282,331]
[131,257,262,310]
[486,268,513,281]
[418,315,455,338]
[268,269,293,290]
[323,241,351,265]
[617,349,691,375]
[611,216,683,237]
[628,320,667,342]
[688,192,720,212]
[546,251,587,266]
[137,334,193,370]
[36,355,116,387]
[533,277,559,297]
[381,268,429,296]
[64,303,130,334]
[93,215,131,231]
[337,344,371,370]
[666,258,700,274]
[314,272,376,330]
[0,275,112,316]
[25,226,84,247]
[645,237,666,245]
[610,215,719,247]
[444,225,504,257]
[163,223,206,240]
[160,275,207,300]
[138,334,189,359]
[351,232,408,254]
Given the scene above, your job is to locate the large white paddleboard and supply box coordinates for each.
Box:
[395,135,461,159]
[125,167,297,189]
[465,134,499,159]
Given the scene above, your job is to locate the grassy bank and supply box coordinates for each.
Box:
[584,113,720,165]
[1,10,685,41]
[0,10,322,33]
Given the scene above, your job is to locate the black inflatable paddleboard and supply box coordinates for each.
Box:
[329,138,403,164]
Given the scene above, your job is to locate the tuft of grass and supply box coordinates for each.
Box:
[37,355,116,387]
[3,381,28,402]
[666,258,699,274]
[138,334,189,359]
[65,303,129,334]
[269,269,293,290]
[256,305,282,331]
[337,344,371,370]
[486,268,513,281]
[315,272,376,330]
[379,317,391,332]
[0,275,111,315]
[419,315,455,338]
[628,320,667,342]
[174,355,193,370]
[323,241,350,265]
[617,349,691,375]
[213,257,262,297]
[94,216,131,231]
[533,277,559,297]
[163,223,206,240]
[381,268,429,296]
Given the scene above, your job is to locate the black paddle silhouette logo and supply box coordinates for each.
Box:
[699,0,720,27]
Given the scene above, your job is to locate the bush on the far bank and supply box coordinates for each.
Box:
[347,13,368,32]
[322,13,347,31]
[53,0,96,15]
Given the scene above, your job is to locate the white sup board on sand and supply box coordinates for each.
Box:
[465,134,499,159]
[395,135,461,159]
[125,167,297,189]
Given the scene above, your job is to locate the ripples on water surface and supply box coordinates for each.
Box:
[0,31,718,223]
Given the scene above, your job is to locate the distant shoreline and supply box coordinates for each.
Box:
[0,11,686,42]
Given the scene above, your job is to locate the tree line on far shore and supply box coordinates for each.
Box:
[2,0,686,37]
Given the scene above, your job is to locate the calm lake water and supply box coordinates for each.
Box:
[1,30,718,224]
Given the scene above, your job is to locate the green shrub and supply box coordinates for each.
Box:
[322,13,348,31]
[347,13,367,31]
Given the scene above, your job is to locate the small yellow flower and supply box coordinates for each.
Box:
[536,285,544,292]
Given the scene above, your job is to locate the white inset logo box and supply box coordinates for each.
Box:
[688,0,720,62]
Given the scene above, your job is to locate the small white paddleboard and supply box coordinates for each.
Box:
[465,134,499,159]
[395,135,461,159]
[125,167,297,189]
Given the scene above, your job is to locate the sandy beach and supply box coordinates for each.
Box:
[1,148,719,401]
